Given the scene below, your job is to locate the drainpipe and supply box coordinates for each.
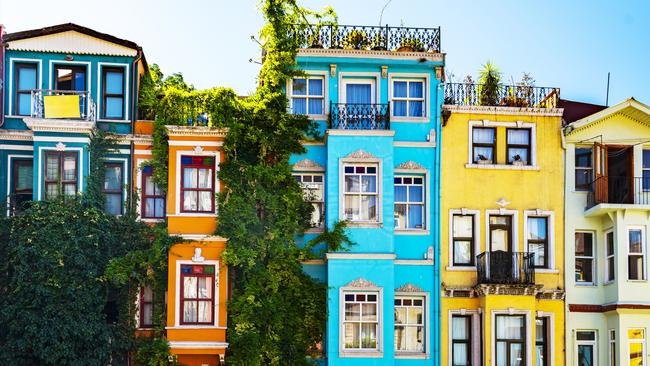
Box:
[0,24,6,128]
[128,48,143,212]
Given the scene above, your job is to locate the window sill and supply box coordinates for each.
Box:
[535,268,560,274]
[346,221,382,228]
[166,325,227,330]
[604,281,615,286]
[167,213,218,217]
[627,279,648,283]
[136,327,154,331]
[339,351,383,358]
[140,218,165,223]
[575,282,596,287]
[465,163,540,171]
[395,229,429,236]
[391,116,429,123]
[395,352,428,359]
[97,118,130,123]
[446,266,477,272]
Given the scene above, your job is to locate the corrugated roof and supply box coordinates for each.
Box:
[3,23,140,50]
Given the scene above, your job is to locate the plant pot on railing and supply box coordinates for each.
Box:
[397,38,425,52]
[344,30,370,50]
[370,35,387,50]
[501,95,530,107]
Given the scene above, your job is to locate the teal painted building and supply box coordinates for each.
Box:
[289,25,444,365]
[0,23,147,216]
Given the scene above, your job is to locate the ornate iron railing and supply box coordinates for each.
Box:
[289,24,441,53]
[156,103,210,126]
[444,83,560,109]
[329,102,390,130]
[476,251,535,285]
[31,90,96,121]
[586,176,650,209]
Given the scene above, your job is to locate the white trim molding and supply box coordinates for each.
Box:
[48,60,92,117]
[523,209,556,271]
[468,119,538,167]
[97,62,130,122]
[168,341,229,349]
[339,151,383,225]
[37,146,84,200]
[339,281,384,358]
[286,70,329,120]
[395,290,430,359]
[173,149,220,216]
[485,208,519,252]
[536,311,556,366]
[491,309,533,366]
[448,309,482,366]
[388,73,431,122]
[8,57,43,115]
[297,48,444,62]
[448,208,481,269]
[326,253,396,260]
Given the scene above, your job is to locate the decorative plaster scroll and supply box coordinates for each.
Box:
[396,160,424,170]
[293,158,324,170]
[55,142,66,151]
[344,149,377,160]
[395,283,425,293]
[345,278,379,289]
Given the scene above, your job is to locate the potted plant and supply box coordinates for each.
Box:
[512,154,527,166]
[344,29,369,50]
[476,154,492,165]
[477,61,502,106]
[397,37,425,52]
[370,34,387,50]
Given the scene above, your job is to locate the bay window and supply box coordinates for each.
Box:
[394,296,425,353]
[181,156,215,213]
[142,165,165,219]
[392,80,425,118]
[102,67,125,119]
[452,214,475,266]
[343,164,378,222]
[628,228,645,281]
[44,151,78,200]
[343,292,379,350]
[14,62,38,116]
[290,77,324,115]
[180,264,215,325]
[394,176,424,230]
[495,315,526,366]
[103,163,123,216]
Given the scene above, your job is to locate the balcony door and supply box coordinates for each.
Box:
[342,79,375,105]
[606,146,633,204]
[54,65,87,116]
[340,79,377,129]
[488,215,514,283]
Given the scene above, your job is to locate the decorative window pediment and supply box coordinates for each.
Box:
[396,160,424,170]
[345,278,379,289]
[395,283,425,293]
[293,158,324,171]
[344,149,377,160]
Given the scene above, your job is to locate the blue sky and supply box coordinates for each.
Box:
[1,0,648,105]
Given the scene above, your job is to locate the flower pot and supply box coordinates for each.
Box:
[513,160,528,166]
[397,46,415,52]
[477,160,493,165]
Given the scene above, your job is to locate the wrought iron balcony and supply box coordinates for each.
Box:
[289,24,441,53]
[444,83,560,109]
[476,251,535,285]
[31,90,96,121]
[155,103,211,126]
[329,102,390,130]
[587,176,650,209]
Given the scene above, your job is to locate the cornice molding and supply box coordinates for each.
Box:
[0,130,34,141]
[23,118,95,134]
[442,104,563,117]
[165,125,228,137]
[297,48,444,62]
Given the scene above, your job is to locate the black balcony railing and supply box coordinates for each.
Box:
[289,24,441,53]
[476,251,535,285]
[586,176,650,209]
[444,83,560,109]
[329,102,390,130]
[156,103,210,126]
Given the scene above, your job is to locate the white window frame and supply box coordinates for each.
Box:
[609,329,616,366]
[536,311,556,366]
[627,226,646,281]
[485,209,519,252]
[395,165,430,235]
[394,292,429,358]
[605,230,615,284]
[48,60,92,118]
[338,72,380,104]
[467,120,538,170]
[339,155,382,226]
[524,210,556,271]
[287,73,327,117]
[491,309,532,366]
[388,73,430,122]
[173,149,220,217]
[628,328,646,366]
[339,285,383,358]
[394,175,426,231]
[447,209,480,270]
[173,259,220,328]
[574,231,596,285]
[37,146,84,200]
[576,330,598,366]
[97,62,131,122]
[293,172,325,229]
[448,309,481,366]
[7,57,43,117]
[574,146,594,191]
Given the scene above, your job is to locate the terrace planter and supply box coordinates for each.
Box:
[513,160,528,166]
[477,160,493,165]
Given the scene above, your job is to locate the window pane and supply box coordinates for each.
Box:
[454,241,472,264]
[454,215,473,237]
[408,185,423,202]
[607,257,615,281]
[345,175,360,192]
[63,156,76,180]
[473,128,494,143]
[529,243,546,266]
[474,147,494,162]
[344,195,360,220]
[644,150,650,168]
[629,230,643,253]
[198,191,212,211]
[183,301,197,323]
[105,194,122,215]
[575,258,593,283]
[491,228,509,252]
[105,96,124,118]
[395,185,407,202]
[105,71,124,94]
[308,98,323,115]
[360,195,377,220]
[575,148,593,167]
[578,345,594,366]
[361,303,377,321]
[198,301,212,323]
[409,101,423,117]
[198,168,212,189]
[18,93,32,115]
[292,98,306,114]
[183,276,197,298]
[407,204,423,229]
[407,305,423,325]
[145,175,155,195]
[18,66,37,89]
[452,316,469,339]
[154,198,165,217]
[453,343,469,366]
[142,303,153,326]
[63,184,76,197]
[508,148,529,163]
[143,286,153,302]
[577,331,595,341]
[496,341,507,366]
[629,329,644,339]
[198,277,212,299]
[395,204,406,229]
[183,191,197,211]
[575,169,593,189]
[496,315,523,340]
[395,307,406,324]
[629,255,644,280]
[409,81,423,98]
[183,168,197,188]
[345,303,360,321]
[507,129,530,144]
[15,163,33,191]
[46,155,60,180]
[292,78,306,95]
[361,175,376,193]
[394,81,407,98]
[308,78,323,96]
[575,233,593,256]
[360,323,377,349]
[104,165,122,190]
[46,183,58,199]
[510,343,524,366]
[394,100,407,116]
[344,323,360,349]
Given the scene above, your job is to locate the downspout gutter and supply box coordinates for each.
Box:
[433,76,444,366]
[0,24,6,128]
[128,47,143,212]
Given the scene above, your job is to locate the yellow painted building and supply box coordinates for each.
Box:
[163,125,229,366]
[440,87,565,366]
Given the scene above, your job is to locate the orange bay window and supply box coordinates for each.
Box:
[180,156,215,213]
[180,264,215,325]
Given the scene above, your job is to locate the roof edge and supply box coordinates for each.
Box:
[3,23,141,51]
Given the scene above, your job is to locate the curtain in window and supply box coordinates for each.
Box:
[308,79,323,95]
[361,175,376,193]
[473,128,494,143]
[184,168,198,188]
[409,82,424,117]
[395,185,407,201]
[63,156,76,180]
[16,164,33,190]
[104,166,121,190]
[346,83,372,104]
[198,168,212,189]
[508,129,530,144]
[360,196,377,221]
[46,155,60,180]
[105,195,122,216]
[199,191,212,211]
[292,98,307,114]
[491,228,508,252]
[308,98,323,115]
[408,205,423,229]
[452,316,468,339]
[292,79,307,95]
[394,81,407,98]
[454,216,473,237]
[496,315,523,339]
[527,217,546,240]
[452,316,469,365]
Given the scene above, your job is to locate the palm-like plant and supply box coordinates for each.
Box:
[477,61,502,106]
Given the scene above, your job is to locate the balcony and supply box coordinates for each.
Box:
[329,102,390,130]
[155,103,211,126]
[31,90,96,121]
[289,24,441,53]
[444,83,560,109]
[587,176,650,211]
[476,251,535,285]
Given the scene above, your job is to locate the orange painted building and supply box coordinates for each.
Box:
[164,125,228,365]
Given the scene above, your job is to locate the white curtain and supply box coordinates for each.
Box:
[496,315,524,339]
[507,129,530,144]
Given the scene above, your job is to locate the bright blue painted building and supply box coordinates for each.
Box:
[289,25,444,365]
[0,23,147,216]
